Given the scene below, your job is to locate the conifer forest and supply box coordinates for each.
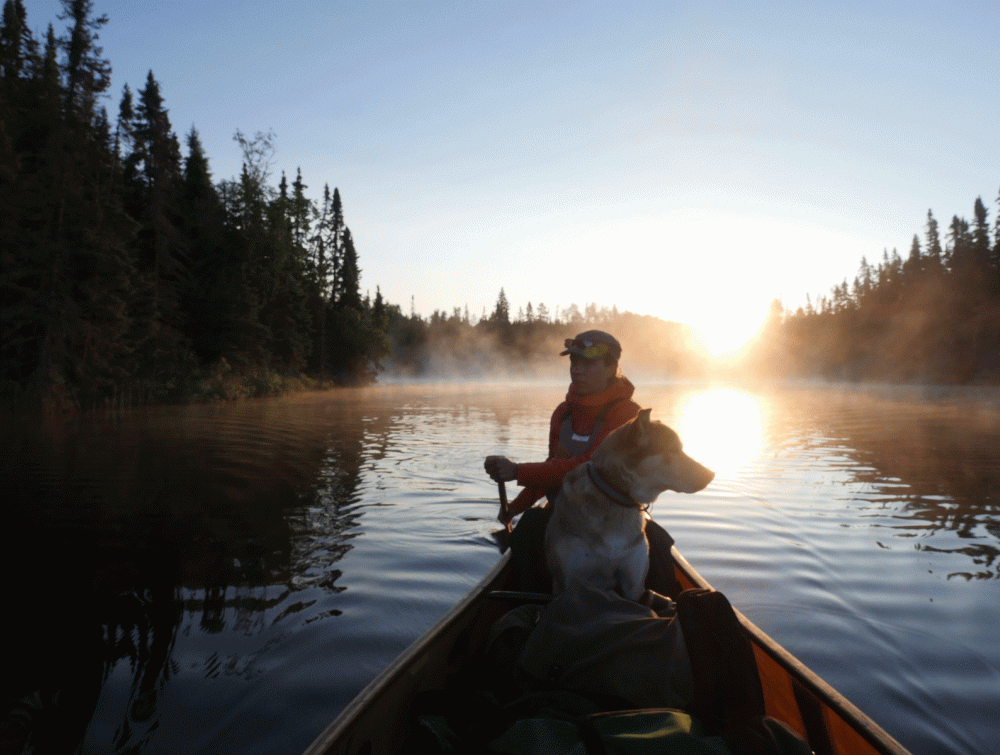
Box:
[4,1,1000,413]
[1,0,393,410]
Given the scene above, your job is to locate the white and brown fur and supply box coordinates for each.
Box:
[545,408,714,600]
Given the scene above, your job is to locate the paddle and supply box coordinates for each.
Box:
[497,480,511,532]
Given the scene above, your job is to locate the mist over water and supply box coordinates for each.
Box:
[3,382,998,755]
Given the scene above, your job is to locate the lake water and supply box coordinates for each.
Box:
[3,382,998,755]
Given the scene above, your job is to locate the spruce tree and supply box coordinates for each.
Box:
[125,70,192,386]
[491,288,510,326]
[309,184,336,379]
[905,235,921,270]
[112,83,132,175]
[0,0,32,81]
[991,187,1000,300]
[330,187,344,303]
[290,167,310,249]
[972,196,990,269]
[60,0,110,121]
[925,209,943,273]
[337,227,362,312]
[180,126,236,363]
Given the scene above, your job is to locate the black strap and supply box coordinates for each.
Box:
[676,588,775,752]
[562,396,627,436]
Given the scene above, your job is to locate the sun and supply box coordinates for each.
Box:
[689,299,770,356]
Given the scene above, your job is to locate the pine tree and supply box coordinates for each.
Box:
[60,0,110,121]
[903,235,922,277]
[972,196,990,269]
[309,184,336,379]
[264,187,312,375]
[491,288,510,326]
[290,167,310,249]
[991,187,1000,300]
[125,70,192,385]
[925,209,943,273]
[330,187,344,304]
[180,126,240,363]
[372,286,387,332]
[112,83,132,175]
[337,227,362,312]
[947,215,971,273]
[0,0,33,81]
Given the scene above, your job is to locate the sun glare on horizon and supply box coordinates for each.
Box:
[626,210,872,358]
[684,297,770,357]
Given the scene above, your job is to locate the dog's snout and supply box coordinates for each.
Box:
[674,454,714,493]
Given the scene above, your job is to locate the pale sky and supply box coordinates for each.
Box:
[32,0,1000,352]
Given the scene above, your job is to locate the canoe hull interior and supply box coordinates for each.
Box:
[303,547,912,755]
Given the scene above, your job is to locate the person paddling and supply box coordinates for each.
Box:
[484,330,680,595]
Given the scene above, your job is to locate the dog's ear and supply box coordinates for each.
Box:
[633,408,653,436]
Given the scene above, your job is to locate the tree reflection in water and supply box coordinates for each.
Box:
[834,393,1000,579]
[1,398,374,753]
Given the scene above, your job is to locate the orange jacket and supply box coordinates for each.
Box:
[508,376,640,516]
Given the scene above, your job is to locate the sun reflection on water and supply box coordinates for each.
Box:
[672,387,764,477]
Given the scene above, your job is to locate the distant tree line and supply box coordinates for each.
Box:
[1,0,391,411]
[748,195,1000,383]
[383,287,710,380]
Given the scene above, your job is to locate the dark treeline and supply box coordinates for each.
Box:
[747,195,1000,384]
[1,0,393,411]
[383,288,710,380]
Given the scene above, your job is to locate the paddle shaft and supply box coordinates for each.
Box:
[498,480,510,529]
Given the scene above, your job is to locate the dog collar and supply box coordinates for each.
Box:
[586,463,643,510]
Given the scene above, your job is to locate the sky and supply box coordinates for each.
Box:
[31,0,1000,353]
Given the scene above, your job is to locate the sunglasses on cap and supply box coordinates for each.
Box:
[564,338,611,359]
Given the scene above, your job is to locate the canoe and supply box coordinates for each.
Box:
[302,546,913,755]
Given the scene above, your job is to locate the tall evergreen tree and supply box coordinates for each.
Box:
[947,215,972,273]
[972,196,990,268]
[371,286,387,332]
[112,83,133,175]
[925,209,943,273]
[991,187,1000,300]
[308,184,336,379]
[0,0,33,81]
[491,288,510,326]
[336,227,362,312]
[329,187,344,303]
[124,70,192,383]
[60,0,109,121]
[903,235,922,277]
[290,167,310,249]
[179,126,241,363]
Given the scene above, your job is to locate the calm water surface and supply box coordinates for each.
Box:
[3,383,999,755]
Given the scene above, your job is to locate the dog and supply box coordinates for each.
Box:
[544,408,714,601]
